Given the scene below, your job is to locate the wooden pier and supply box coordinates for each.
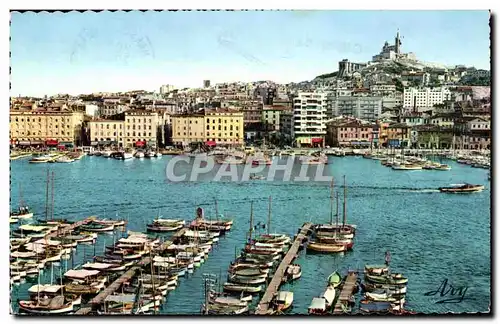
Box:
[45,216,96,238]
[333,271,358,314]
[255,222,313,315]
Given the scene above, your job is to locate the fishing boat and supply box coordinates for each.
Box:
[10,206,34,220]
[223,283,263,293]
[364,284,407,295]
[327,271,342,288]
[322,286,336,308]
[147,219,185,232]
[364,265,389,276]
[365,273,408,285]
[230,267,269,277]
[229,274,267,285]
[308,297,327,315]
[366,292,406,303]
[55,156,74,163]
[273,291,294,313]
[307,241,346,253]
[392,164,422,170]
[94,219,127,227]
[438,183,484,193]
[29,154,52,163]
[80,222,115,232]
[435,164,451,171]
[18,295,76,314]
[284,264,301,282]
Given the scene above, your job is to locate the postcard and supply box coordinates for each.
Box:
[9,9,491,316]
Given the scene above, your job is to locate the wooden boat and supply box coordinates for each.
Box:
[368,285,407,295]
[392,164,422,170]
[223,283,263,293]
[29,154,51,164]
[230,267,269,277]
[94,219,127,227]
[307,241,346,253]
[284,264,301,282]
[364,265,390,277]
[203,303,249,315]
[317,236,354,249]
[273,291,293,313]
[18,295,79,314]
[322,286,336,308]
[435,164,451,171]
[308,297,327,315]
[439,183,484,193]
[229,274,267,285]
[366,292,406,303]
[327,271,342,288]
[209,290,253,303]
[365,273,408,285]
[10,206,34,220]
[80,223,115,232]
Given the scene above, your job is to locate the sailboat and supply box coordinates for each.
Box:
[10,183,34,220]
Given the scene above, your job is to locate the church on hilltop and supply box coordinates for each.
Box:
[371,30,417,62]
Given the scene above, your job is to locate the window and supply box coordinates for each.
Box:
[212,126,215,130]
[133,132,136,136]
[230,125,233,131]
[149,126,151,130]
[206,118,210,123]
[127,132,130,136]
[149,132,151,136]
[177,132,180,136]
[120,132,122,136]
[114,132,116,136]
[218,125,221,130]
[230,132,233,136]
[236,126,239,131]
[189,121,192,124]
[218,118,221,123]
[113,124,116,129]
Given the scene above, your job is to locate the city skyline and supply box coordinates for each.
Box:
[10,10,490,97]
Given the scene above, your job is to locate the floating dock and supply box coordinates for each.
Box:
[255,222,313,315]
[333,271,358,314]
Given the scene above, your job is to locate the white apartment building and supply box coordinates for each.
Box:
[292,92,328,147]
[328,96,382,121]
[403,87,452,111]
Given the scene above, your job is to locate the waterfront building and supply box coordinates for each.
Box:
[329,96,383,121]
[124,110,159,148]
[9,108,84,148]
[403,87,452,111]
[292,92,328,147]
[385,122,411,148]
[204,108,244,146]
[326,118,375,148]
[88,120,125,147]
[413,125,454,149]
[429,114,455,128]
[171,113,205,147]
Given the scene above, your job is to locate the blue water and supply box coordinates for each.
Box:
[10,156,491,314]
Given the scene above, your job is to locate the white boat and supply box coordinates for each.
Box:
[322,286,336,308]
[155,152,162,157]
[29,154,51,163]
[145,151,155,158]
[10,217,19,224]
[123,152,134,160]
[392,164,422,170]
[18,296,75,314]
[274,291,294,312]
[55,156,74,163]
[102,150,113,158]
[135,152,145,158]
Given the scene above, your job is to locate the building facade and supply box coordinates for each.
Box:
[292,92,328,147]
[10,109,84,147]
[330,96,382,121]
[279,111,293,139]
[205,109,244,146]
[326,119,375,147]
[403,87,452,111]
[171,114,205,146]
[88,120,125,147]
[124,110,159,148]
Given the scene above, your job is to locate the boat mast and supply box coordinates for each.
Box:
[343,175,347,227]
[149,250,157,315]
[336,192,339,227]
[45,169,49,221]
[51,171,55,220]
[329,178,334,225]
[267,196,272,235]
[248,201,254,242]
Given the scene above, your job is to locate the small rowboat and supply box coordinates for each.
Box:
[327,271,342,288]
[307,242,346,253]
[223,283,263,293]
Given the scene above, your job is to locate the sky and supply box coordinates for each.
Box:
[10,10,491,97]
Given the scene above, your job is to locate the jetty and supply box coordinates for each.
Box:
[45,216,96,238]
[333,271,358,314]
[255,222,313,315]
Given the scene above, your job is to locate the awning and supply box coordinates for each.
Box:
[30,141,44,145]
[18,141,31,145]
[311,138,323,143]
[98,141,111,145]
[351,141,371,145]
[46,140,59,146]
[135,141,146,147]
[91,141,99,146]
[206,141,217,146]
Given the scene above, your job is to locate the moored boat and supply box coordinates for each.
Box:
[439,183,484,193]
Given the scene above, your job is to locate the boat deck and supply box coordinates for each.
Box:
[332,271,358,314]
[255,222,313,315]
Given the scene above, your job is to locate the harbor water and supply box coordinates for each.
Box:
[10,155,491,314]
